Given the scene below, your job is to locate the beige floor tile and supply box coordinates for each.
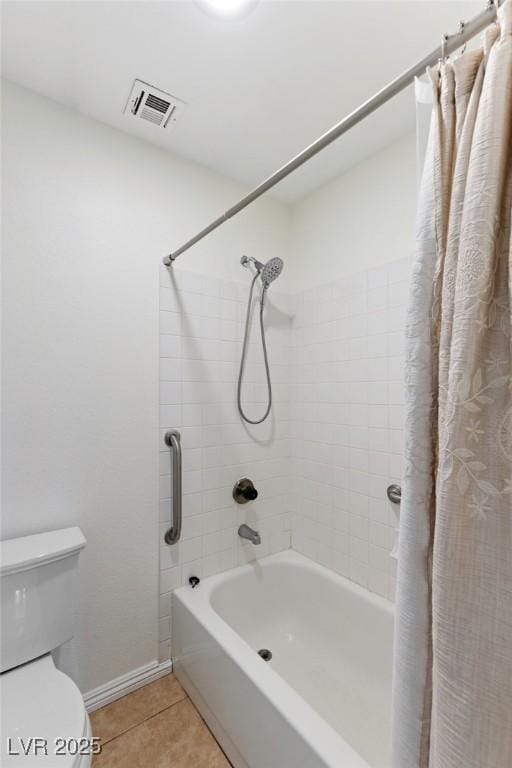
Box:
[90,674,187,744]
[93,698,231,768]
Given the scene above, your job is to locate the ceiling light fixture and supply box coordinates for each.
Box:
[197,0,259,19]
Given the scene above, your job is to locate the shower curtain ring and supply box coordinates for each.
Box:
[438,32,449,74]
[441,33,449,62]
[458,21,467,55]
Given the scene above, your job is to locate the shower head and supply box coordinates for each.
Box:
[260,257,284,289]
[241,255,284,289]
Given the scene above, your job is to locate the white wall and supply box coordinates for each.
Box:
[289,133,416,293]
[1,80,291,692]
[2,78,414,692]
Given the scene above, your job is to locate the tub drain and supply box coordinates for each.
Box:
[258,648,272,662]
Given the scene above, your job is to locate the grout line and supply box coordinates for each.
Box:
[191,701,234,767]
[96,691,232,764]
[96,689,189,746]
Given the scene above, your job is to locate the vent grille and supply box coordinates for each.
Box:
[124,79,185,130]
[140,104,168,125]
[145,94,170,114]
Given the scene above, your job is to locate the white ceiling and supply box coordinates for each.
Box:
[1,0,480,202]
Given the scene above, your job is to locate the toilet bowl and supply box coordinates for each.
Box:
[0,528,91,766]
[1,655,92,767]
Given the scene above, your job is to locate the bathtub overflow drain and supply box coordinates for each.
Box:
[258,649,272,662]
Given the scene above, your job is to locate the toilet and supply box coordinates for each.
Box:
[0,527,92,766]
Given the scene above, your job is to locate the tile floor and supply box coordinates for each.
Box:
[90,673,231,767]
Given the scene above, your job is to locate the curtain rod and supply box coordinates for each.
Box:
[163,0,501,266]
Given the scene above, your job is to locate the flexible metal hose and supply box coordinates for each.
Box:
[237,273,272,425]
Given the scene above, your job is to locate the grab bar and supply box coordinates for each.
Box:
[164,429,182,545]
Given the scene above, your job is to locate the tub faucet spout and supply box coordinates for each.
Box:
[238,524,261,545]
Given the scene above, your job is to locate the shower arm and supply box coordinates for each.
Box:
[163,0,502,267]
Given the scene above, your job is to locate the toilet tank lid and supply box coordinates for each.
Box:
[0,527,86,575]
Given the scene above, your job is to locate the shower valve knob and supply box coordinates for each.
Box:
[233,478,258,504]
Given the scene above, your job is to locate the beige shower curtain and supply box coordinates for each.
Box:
[392,2,512,767]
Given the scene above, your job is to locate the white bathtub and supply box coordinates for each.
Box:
[172,550,393,768]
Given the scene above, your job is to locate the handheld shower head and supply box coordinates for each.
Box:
[241,255,284,289]
[237,254,284,425]
[260,257,283,289]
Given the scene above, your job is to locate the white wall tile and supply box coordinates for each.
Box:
[291,257,408,602]
[159,259,408,660]
[159,269,295,658]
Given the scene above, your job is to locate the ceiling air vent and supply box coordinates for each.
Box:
[124,79,185,129]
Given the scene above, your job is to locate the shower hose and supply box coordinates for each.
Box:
[237,272,272,425]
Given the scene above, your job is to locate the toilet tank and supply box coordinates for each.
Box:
[0,527,86,672]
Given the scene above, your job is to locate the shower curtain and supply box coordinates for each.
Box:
[392,2,512,767]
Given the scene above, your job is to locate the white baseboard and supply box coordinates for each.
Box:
[84,658,172,713]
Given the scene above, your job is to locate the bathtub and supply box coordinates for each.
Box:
[172,550,393,768]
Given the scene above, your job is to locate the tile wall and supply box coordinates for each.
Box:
[290,256,411,601]
[158,255,410,660]
[158,266,293,661]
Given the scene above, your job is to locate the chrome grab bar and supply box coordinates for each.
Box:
[164,429,182,545]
